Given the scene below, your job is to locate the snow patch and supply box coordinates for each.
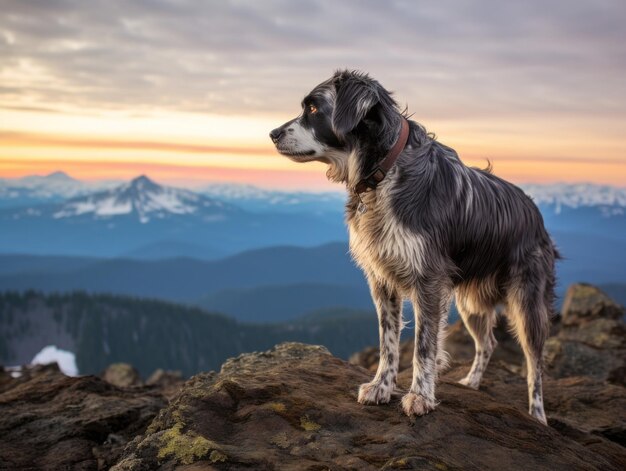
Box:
[31,345,78,376]
[95,197,133,216]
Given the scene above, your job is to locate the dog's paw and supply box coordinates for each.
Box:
[401,392,437,417]
[357,380,393,405]
[458,375,480,390]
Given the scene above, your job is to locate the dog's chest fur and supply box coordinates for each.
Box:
[346,179,426,290]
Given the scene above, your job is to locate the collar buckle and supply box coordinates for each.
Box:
[354,166,386,194]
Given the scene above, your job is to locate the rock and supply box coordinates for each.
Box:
[102,363,143,388]
[560,283,624,325]
[545,284,625,385]
[146,369,182,385]
[0,365,166,470]
[113,342,626,470]
[0,362,62,394]
[146,369,184,401]
[444,362,626,451]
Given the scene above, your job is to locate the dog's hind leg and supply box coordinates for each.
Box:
[358,277,403,405]
[505,273,551,425]
[457,304,497,390]
[401,280,453,417]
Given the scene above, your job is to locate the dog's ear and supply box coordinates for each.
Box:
[332,79,379,138]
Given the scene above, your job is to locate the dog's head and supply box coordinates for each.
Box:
[269,70,402,182]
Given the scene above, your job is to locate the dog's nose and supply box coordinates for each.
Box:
[270,128,284,143]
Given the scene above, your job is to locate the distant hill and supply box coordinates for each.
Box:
[0,243,367,311]
[196,282,372,323]
[1,230,624,322]
[0,171,119,208]
[0,291,379,377]
[0,253,99,276]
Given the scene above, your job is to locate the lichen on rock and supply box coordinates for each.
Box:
[157,422,218,465]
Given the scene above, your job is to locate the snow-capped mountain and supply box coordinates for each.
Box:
[53,175,235,223]
[0,171,119,208]
[521,183,626,217]
[199,183,345,214]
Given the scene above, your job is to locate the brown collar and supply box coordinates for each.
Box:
[353,118,410,195]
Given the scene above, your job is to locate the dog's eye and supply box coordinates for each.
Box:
[308,104,318,114]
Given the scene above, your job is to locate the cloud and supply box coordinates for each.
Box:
[1,0,625,121]
[0,130,276,155]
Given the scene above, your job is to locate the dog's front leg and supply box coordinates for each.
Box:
[402,282,451,417]
[357,277,402,405]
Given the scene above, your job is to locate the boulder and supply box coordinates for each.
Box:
[113,342,626,470]
[146,369,184,401]
[545,283,625,385]
[102,363,144,388]
[0,365,166,470]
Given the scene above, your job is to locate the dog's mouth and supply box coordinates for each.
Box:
[275,147,317,160]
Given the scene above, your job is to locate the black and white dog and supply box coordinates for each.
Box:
[270,70,557,425]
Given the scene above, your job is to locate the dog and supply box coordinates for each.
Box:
[269,70,557,425]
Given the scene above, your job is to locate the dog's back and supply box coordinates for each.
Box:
[385,124,557,300]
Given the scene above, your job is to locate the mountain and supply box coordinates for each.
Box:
[52,175,237,224]
[0,178,624,321]
[1,175,624,260]
[521,183,626,236]
[196,282,372,322]
[0,171,119,208]
[199,183,345,214]
[521,183,626,211]
[0,175,346,258]
[0,253,98,276]
[121,240,222,260]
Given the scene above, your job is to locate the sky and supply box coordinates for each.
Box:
[1,0,625,190]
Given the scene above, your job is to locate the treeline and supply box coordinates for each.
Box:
[0,291,381,377]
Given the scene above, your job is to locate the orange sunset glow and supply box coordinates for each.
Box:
[1,2,625,189]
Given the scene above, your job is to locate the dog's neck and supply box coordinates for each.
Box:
[327,115,407,190]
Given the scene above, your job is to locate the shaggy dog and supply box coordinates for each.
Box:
[270,70,557,424]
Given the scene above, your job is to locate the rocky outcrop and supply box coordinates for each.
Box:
[2,283,625,470]
[113,342,626,470]
[0,364,166,470]
[545,283,625,385]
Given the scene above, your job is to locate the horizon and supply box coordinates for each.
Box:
[1,1,625,189]
[2,169,626,193]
